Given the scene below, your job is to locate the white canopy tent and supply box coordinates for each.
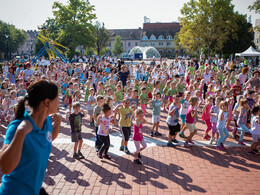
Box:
[235,46,260,57]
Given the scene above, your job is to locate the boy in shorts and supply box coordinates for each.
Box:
[66,102,87,159]
[149,92,162,137]
[114,98,133,154]
[166,95,181,147]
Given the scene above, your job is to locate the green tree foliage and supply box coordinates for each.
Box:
[0,20,26,58]
[222,13,255,55]
[177,0,237,55]
[112,35,124,56]
[94,21,110,55]
[52,0,96,57]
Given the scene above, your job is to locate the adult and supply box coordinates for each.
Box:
[245,70,260,89]
[6,67,16,84]
[238,67,249,87]
[202,67,212,100]
[117,65,130,87]
[22,63,34,82]
[0,80,61,194]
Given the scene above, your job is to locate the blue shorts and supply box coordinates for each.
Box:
[180,114,186,124]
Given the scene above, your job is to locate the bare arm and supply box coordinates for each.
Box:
[169,106,177,116]
[0,120,32,175]
[51,114,62,141]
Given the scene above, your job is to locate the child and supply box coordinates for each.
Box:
[166,95,181,147]
[65,82,74,111]
[114,98,133,154]
[216,101,229,150]
[202,96,213,140]
[149,92,162,137]
[179,91,191,139]
[94,95,105,151]
[184,96,199,147]
[162,81,171,110]
[209,96,222,144]
[225,90,234,131]
[133,109,147,164]
[66,102,87,159]
[96,103,116,159]
[140,87,148,115]
[84,81,91,107]
[248,106,260,155]
[87,88,96,126]
[237,99,250,145]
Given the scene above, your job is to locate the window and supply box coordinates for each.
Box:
[158,35,164,40]
[142,35,148,40]
[151,42,155,46]
[150,35,156,40]
[167,42,172,46]
[142,42,147,47]
[128,42,131,47]
[135,42,138,46]
[159,42,163,46]
[167,35,173,40]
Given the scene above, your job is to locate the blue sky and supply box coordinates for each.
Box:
[0,0,259,30]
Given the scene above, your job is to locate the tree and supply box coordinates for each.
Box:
[222,13,255,55]
[248,0,260,31]
[177,0,237,56]
[0,20,26,59]
[94,21,110,55]
[112,35,124,56]
[52,0,96,58]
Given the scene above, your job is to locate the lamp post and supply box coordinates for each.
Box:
[5,34,9,60]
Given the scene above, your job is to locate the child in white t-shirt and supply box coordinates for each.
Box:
[248,106,260,155]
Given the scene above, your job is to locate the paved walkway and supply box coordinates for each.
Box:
[0,104,260,194]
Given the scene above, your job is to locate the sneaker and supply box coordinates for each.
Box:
[134,158,142,164]
[179,133,187,139]
[172,138,179,143]
[154,132,162,136]
[253,149,259,154]
[220,143,226,150]
[167,142,176,147]
[103,154,111,159]
[248,151,256,155]
[216,146,224,151]
[73,153,80,159]
[97,152,103,159]
[119,146,124,151]
[78,151,84,159]
[209,138,214,145]
[150,131,154,137]
[189,140,195,145]
[124,147,130,154]
[238,141,246,146]
[203,135,210,140]
[138,153,142,158]
[184,142,192,148]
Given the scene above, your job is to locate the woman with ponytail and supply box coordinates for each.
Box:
[0,80,61,195]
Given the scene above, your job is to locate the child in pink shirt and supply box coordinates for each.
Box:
[133,109,147,164]
[202,96,213,140]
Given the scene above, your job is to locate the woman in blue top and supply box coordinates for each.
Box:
[0,80,61,195]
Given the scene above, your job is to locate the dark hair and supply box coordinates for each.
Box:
[102,103,111,113]
[252,106,260,115]
[15,80,58,119]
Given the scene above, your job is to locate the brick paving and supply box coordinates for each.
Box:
[0,101,260,194]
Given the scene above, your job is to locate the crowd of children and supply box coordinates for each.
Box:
[1,56,260,166]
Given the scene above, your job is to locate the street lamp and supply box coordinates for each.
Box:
[5,34,9,60]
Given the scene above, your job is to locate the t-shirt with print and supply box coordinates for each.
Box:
[115,92,124,102]
[69,113,84,133]
[87,95,96,110]
[180,99,189,115]
[151,100,162,116]
[119,107,133,127]
[237,108,248,125]
[210,105,219,123]
[166,104,179,126]
[97,116,112,136]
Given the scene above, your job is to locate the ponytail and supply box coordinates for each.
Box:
[14,96,28,119]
